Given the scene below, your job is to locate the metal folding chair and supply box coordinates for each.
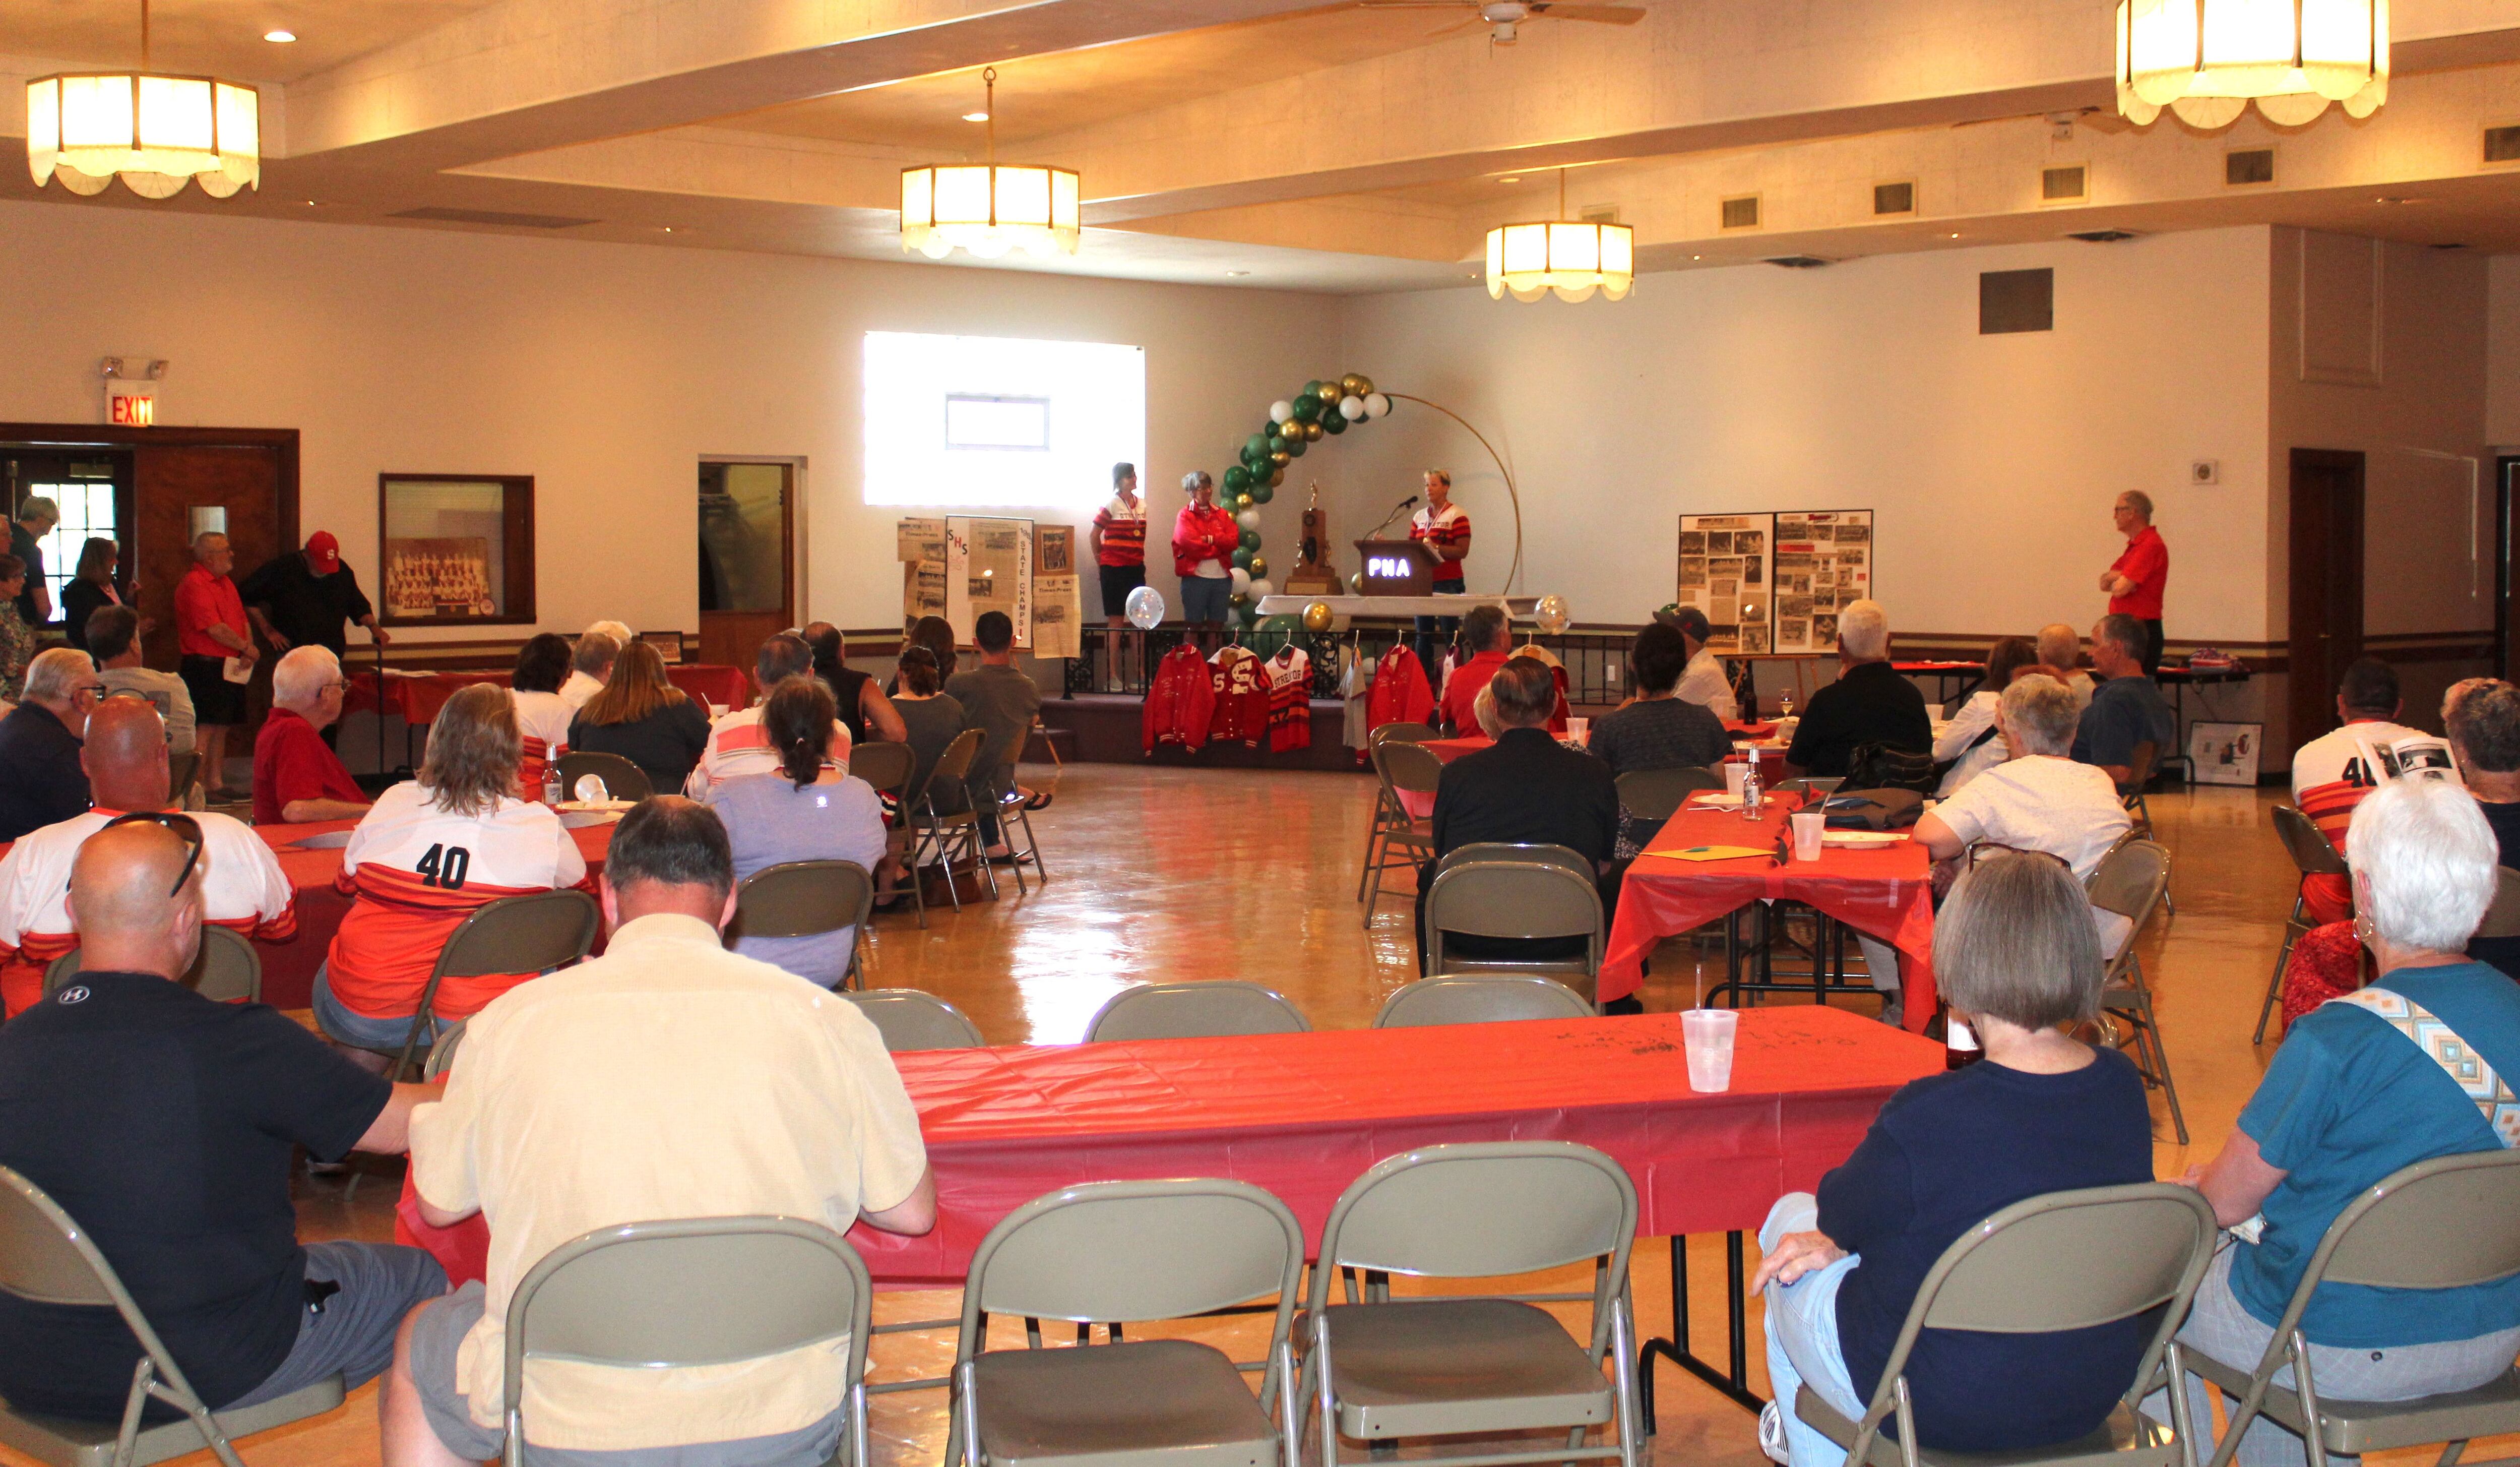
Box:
[1374,974,1595,1027]
[844,741,920,927]
[384,889,601,1081]
[841,989,986,1052]
[1360,742,1442,927]
[45,927,260,1005]
[2088,839,2185,1144]
[911,728,995,920]
[2258,805,2349,1045]
[1085,981,1310,1042]
[728,859,876,989]
[555,750,651,802]
[1614,766,1723,825]
[1421,844,1604,998]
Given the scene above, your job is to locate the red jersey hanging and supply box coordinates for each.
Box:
[1142,643,1217,755]
[1366,644,1436,730]
[1265,645,1312,752]
[1208,646,1272,749]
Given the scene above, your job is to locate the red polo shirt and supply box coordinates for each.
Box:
[174,565,247,659]
[1439,649,1513,736]
[2108,525,2168,620]
[253,708,365,825]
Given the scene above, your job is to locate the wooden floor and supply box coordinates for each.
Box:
[18,762,2461,1467]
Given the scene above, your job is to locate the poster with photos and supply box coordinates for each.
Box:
[943,515,1034,651]
[1770,509,1873,654]
[1675,514,1773,655]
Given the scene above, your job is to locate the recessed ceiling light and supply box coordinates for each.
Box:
[2374,195,2419,204]
[1948,232,1963,238]
[263,29,296,43]
[1498,175,1521,184]
[963,111,990,122]
[658,226,676,233]
[1225,269,1249,277]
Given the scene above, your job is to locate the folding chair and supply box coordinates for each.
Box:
[554,751,651,802]
[1367,722,1438,749]
[1614,766,1723,824]
[2258,805,2348,1045]
[2471,867,2520,942]
[949,1180,1306,1467]
[2183,1151,2520,1467]
[45,927,261,1005]
[1789,1183,2217,1467]
[912,728,995,921]
[844,741,920,927]
[1304,1142,1643,1467]
[1373,975,1595,1027]
[164,752,201,810]
[841,989,986,1052]
[993,783,1048,896]
[1421,844,1603,998]
[1360,742,1441,927]
[727,860,876,989]
[2120,741,2161,838]
[423,1020,466,1081]
[0,1166,347,1467]
[503,1216,873,1467]
[2088,838,2186,1143]
[384,889,601,1081]
[1085,981,1309,1042]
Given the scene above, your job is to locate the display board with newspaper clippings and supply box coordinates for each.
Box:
[1674,514,1772,654]
[1770,510,1872,654]
[1678,510,1871,655]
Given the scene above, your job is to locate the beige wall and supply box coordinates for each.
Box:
[0,200,1344,640]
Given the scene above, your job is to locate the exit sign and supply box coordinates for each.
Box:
[105,382,155,426]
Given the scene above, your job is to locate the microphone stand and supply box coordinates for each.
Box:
[1365,495,1418,539]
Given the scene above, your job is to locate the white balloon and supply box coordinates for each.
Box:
[1236,508,1262,531]
[1231,567,1252,596]
[1269,399,1295,425]
[1363,392,1392,419]
[1338,395,1367,421]
[1250,578,1275,602]
[1124,584,1166,631]
[1534,594,1571,635]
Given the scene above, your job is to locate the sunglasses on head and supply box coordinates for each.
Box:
[102,811,206,897]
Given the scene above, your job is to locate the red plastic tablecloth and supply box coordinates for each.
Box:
[347,665,752,724]
[246,819,613,1009]
[395,1005,1939,1288]
[1601,796,1936,1028]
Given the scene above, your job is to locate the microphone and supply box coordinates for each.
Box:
[1368,495,1420,537]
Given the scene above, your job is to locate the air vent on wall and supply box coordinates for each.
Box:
[2226,148,2275,186]
[1763,255,1830,269]
[2068,229,2140,242]
[2041,165,2088,202]
[2486,125,2520,164]
[1980,268,2054,334]
[389,206,600,229]
[1872,181,1915,216]
[1720,195,1760,230]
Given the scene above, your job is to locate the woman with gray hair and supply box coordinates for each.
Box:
[2161,780,2520,1467]
[0,555,34,701]
[1169,470,1238,642]
[1754,852,2153,1467]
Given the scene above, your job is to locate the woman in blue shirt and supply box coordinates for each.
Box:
[1753,851,2155,1466]
[2165,779,2520,1467]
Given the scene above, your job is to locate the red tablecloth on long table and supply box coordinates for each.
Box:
[1602,796,1935,1028]
[347,665,752,725]
[395,1005,1939,1288]
[247,819,614,1009]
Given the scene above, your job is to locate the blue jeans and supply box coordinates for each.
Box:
[1180,575,1231,624]
[1762,1192,1868,1467]
[1413,578,1465,681]
[310,963,418,1050]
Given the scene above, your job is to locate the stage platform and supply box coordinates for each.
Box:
[1037,693,1362,770]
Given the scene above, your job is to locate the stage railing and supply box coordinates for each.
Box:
[1064,624,1651,705]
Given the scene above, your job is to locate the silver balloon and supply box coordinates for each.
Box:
[1533,594,1571,635]
[1124,585,1166,630]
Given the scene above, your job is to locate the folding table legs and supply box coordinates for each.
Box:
[1636,1232,1765,1431]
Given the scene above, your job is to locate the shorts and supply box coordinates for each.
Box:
[409,1282,848,1467]
[1097,563,1146,617]
[1179,575,1231,624]
[311,963,421,1052]
[223,1242,446,1411]
[180,655,248,725]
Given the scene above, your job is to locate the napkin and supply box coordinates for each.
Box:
[1648,844,1773,862]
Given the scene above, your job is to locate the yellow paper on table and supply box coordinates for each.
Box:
[1647,843,1773,862]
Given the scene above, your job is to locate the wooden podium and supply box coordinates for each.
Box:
[1356,539,1440,596]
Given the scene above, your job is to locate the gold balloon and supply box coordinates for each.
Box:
[1249,555,1269,579]
[1267,467,1285,486]
[1340,373,1371,397]
[1314,381,1344,404]
[1270,450,1290,467]
[1277,419,1302,440]
[1300,419,1323,442]
[1235,492,1254,510]
[1348,571,1367,595]
[1303,601,1335,633]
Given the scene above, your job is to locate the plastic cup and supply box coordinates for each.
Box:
[1723,762,1749,798]
[1683,1009,1738,1092]
[1791,810,1825,861]
[1567,716,1590,745]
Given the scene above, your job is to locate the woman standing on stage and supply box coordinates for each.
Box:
[1411,468,1472,678]
[1172,470,1238,646]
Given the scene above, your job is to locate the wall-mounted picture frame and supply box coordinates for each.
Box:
[2188,720,2263,786]
[379,474,535,626]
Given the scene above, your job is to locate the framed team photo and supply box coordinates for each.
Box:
[379,474,537,626]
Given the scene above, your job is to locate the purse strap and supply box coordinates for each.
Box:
[2322,988,2520,1148]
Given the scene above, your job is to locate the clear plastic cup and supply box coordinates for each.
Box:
[1791,810,1825,861]
[1683,1008,1738,1091]
[1567,716,1590,745]
[1723,762,1749,798]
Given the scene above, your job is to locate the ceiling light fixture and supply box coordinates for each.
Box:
[262,29,295,43]
[27,0,259,199]
[963,111,989,122]
[1485,166,1633,304]
[901,67,1079,261]
[2116,0,2386,128]
[1498,175,1521,184]
[1225,270,1250,277]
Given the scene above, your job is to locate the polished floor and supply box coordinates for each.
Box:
[11,763,2470,1467]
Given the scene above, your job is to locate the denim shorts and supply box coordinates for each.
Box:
[310,964,419,1051]
[1180,575,1232,624]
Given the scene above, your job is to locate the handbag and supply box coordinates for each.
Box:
[1845,740,1938,794]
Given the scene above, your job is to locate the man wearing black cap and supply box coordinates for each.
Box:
[243,531,390,660]
[1660,606,1739,722]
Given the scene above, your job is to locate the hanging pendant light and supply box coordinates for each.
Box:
[2117,0,2387,128]
[1485,168,1633,303]
[27,0,260,199]
[901,68,1080,260]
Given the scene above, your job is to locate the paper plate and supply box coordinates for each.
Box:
[1822,830,1907,847]
[556,799,638,813]
[287,830,354,850]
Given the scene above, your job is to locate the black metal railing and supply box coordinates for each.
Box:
[1063,624,1666,706]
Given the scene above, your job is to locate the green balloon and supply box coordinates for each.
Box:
[1244,434,1270,463]
[1283,435,1306,459]
[1231,546,1255,571]
[1290,394,1321,423]
[1260,614,1301,635]
[1250,481,1275,504]
[1268,435,1289,456]
[1301,381,1323,400]
[1321,410,1347,435]
[1223,464,1251,492]
[1238,527,1262,552]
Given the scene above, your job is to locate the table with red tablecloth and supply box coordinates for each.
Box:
[346,664,753,725]
[1602,795,1935,1030]
[1405,721,1783,818]
[247,819,613,1009]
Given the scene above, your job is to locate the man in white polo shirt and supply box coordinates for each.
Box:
[391,798,932,1467]
[685,633,839,799]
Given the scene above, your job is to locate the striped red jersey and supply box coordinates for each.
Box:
[1410,502,1471,582]
[1264,646,1312,753]
[685,703,850,799]
[327,782,590,1023]
[512,689,574,792]
[1092,494,1148,568]
[0,808,297,1017]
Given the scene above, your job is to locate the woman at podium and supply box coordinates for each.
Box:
[1411,468,1472,678]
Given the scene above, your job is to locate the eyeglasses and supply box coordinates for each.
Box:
[76,684,107,701]
[102,811,206,897]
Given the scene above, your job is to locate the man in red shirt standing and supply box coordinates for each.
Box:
[174,532,257,803]
[1437,603,1514,737]
[254,646,371,825]
[2097,491,2168,675]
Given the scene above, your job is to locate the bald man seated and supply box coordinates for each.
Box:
[0,820,445,1426]
[0,698,299,1017]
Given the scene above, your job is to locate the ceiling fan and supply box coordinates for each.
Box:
[1357,1,1648,45]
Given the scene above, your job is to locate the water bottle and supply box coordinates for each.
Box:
[542,765,562,806]
[1740,757,1762,821]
